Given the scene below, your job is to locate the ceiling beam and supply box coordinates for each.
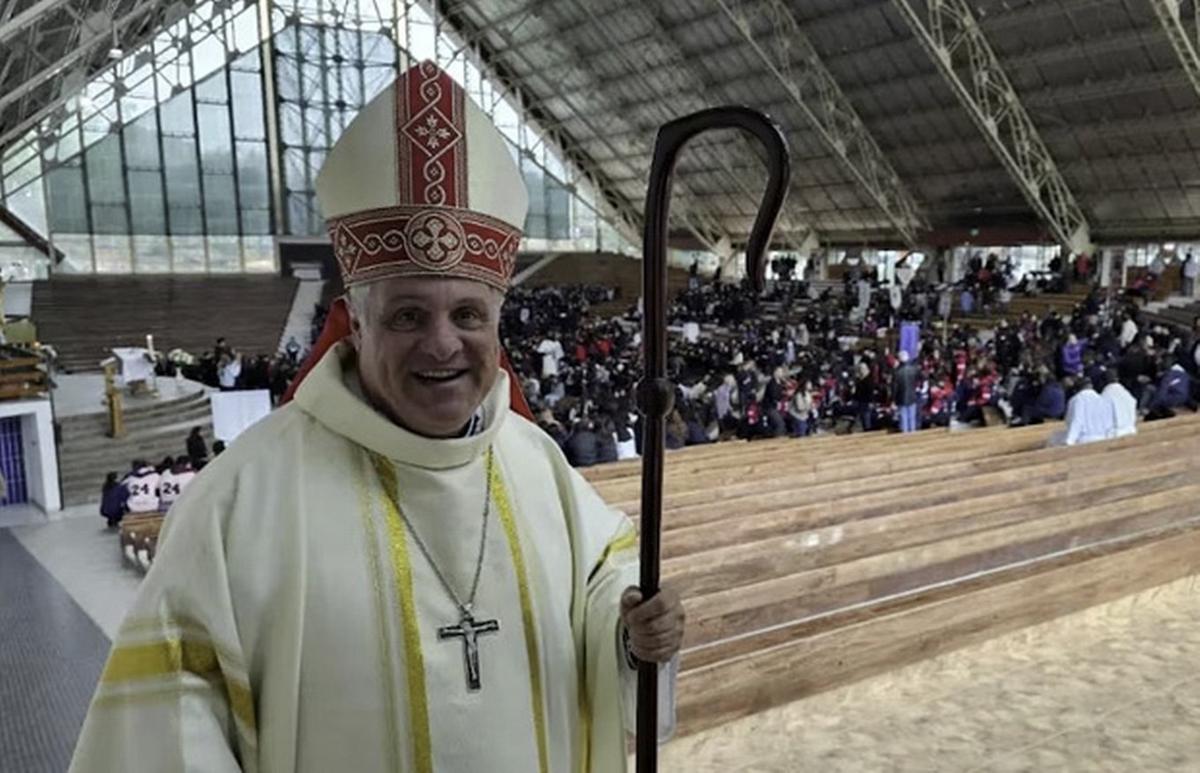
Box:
[0,0,75,44]
[598,0,821,252]
[1146,0,1200,107]
[434,2,644,244]
[891,0,1092,252]
[553,0,785,252]
[0,0,164,134]
[712,0,928,245]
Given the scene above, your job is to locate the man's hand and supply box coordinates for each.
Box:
[620,585,685,664]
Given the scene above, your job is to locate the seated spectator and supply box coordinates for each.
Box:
[158,457,197,511]
[613,415,638,460]
[595,419,619,464]
[1022,370,1066,425]
[123,460,161,514]
[1049,378,1112,446]
[1145,359,1192,420]
[665,409,688,450]
[186,426,208,467]
[100,472,128,528]
[564,420,601,467]
[714,373,739,431]
[1101,369,1137,439]
[1060,334,1084,377]
[537,409,567,447]
[788,381,814,437]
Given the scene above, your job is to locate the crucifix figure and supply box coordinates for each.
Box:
[438,613,500,691]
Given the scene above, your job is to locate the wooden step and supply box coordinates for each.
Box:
[675,521,1200,736]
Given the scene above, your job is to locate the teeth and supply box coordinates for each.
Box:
[419,370,460,378]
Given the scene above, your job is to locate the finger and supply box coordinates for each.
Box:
[629,623,684,649]
[630,641,681,663]
[620,587,643,616]
[623,589,680,626]
[629,615,680,639]
[630,625,683,648]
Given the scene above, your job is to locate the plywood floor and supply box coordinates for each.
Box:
[660,575,1200,772]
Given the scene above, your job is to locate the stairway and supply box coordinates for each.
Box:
[57,388,215,507]
[32,276,299,373]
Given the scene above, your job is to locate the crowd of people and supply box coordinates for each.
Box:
[162,335,306,404]
[502,259,1200,468]
[98,427,226,526]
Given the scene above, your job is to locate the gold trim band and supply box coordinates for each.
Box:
[359,451,403,773]
[493,458,552,773]
[101,637,257,733]
[371,453,435,773]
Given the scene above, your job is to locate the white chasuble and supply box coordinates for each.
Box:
[69,342,674,773]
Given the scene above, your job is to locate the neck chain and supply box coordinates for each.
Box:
[391,446,494,617]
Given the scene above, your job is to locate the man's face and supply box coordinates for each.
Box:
[350,277,503,438]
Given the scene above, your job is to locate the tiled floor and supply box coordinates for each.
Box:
[11,514,142,639]
[0,530,111,773]
[659,575,1200,772]
[0,503,51,529]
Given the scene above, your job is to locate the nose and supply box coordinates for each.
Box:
[417,315,464,362]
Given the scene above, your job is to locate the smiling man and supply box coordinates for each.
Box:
[69,61,683,773]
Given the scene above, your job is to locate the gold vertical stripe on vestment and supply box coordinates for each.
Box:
[492,460,552,773]
[371,454,435,773]
[358,450,403,773]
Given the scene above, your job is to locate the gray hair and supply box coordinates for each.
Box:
[345,284,371,321]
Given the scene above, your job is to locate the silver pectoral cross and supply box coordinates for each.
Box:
[438,612,500,691]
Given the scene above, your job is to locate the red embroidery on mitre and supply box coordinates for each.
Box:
[395,60,467,209]
[330,206,521,291]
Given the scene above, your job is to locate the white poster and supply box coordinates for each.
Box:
[210,390,272,443]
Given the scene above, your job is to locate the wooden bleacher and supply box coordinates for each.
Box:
[582,414,1200,736]
[1146,298,1200,331]
[32,276,299,372]
[521,252,690,315]
[118,512,165,571]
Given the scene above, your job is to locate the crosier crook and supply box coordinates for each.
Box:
[635,107,791,773]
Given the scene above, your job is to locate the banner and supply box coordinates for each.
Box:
[210,390,272,443]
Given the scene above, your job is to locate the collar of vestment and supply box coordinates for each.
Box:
[293,340,509,470]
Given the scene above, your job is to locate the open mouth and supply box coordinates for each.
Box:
[415,369,468,384]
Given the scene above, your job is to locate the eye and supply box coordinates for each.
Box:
[453,306,487,328]
[387,308,423,330]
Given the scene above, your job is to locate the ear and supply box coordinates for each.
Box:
[347,304,364,349]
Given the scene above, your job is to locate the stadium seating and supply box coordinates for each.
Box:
[586,414,1200,736]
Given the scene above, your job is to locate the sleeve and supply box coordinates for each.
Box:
[617,627,679,740]
[68,483,257,773]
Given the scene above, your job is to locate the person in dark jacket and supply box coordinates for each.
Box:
[1118,341,1155,395]
[1022,370,1065,424]
[186,426,208,467]
[564,421,601,467]
[892,351,921,433]
[595,419,618,464]
[1145,361,1192,420]
[100,472,128,528]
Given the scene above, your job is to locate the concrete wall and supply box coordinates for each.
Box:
[0,398,60,512]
